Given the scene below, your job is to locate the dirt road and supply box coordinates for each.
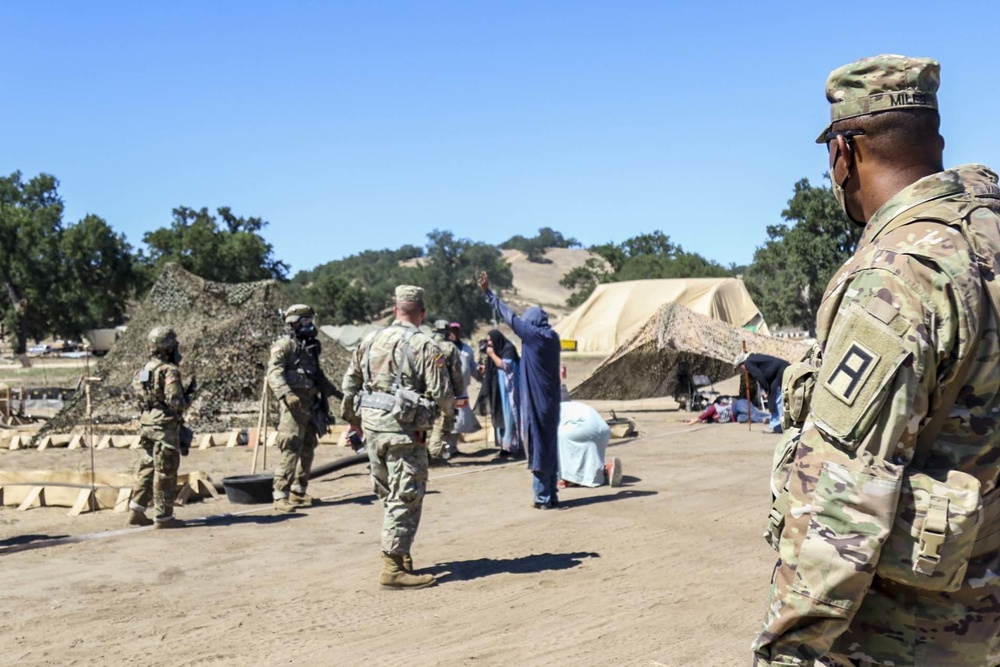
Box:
[0,402,778,667]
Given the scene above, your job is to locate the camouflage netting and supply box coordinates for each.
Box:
[571,302,810,401]
[38,263,352,438]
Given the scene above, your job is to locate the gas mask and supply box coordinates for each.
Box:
[292,317,317,340]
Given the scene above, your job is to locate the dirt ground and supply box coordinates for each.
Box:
[0,393,780,667]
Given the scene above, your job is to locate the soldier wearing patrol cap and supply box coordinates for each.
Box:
[426,319,467,463]
[267,304,338,513]
[340,285,453,589]
[753,56,1000,666]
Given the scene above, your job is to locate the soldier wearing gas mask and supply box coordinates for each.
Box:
[267,304,338,513]
[127,326,192,529]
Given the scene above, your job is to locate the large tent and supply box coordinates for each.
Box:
[571,302,807,401]
[555,278,768,355]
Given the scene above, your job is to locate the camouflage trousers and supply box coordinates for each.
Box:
[427,410,457,459]
[272,400,320,500]
[129,430,180,521]
[366,430,428,555]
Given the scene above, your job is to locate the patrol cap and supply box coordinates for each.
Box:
[816,54,940,143]
[395,285,424,307]
[734,351,750,367]
[284,304,314,324]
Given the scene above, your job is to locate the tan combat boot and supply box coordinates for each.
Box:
[154,516,185,529]
[273,497,298,513]
[379,552,435,590]
[127,510,153,527]
[290,492,314,507]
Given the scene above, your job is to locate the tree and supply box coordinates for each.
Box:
[142,206,288,283]
[57,214,141,335]
[410,230,513,333]
[0,172,139,354]
[501,227,581,264]
[744,177,862,335]
[560,230,732,306]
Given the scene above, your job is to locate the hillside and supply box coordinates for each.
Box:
[501,247,601,321]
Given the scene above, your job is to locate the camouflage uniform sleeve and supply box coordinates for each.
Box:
[266,339,291,400]
[339,342,366,425]
[419,338,454,411]
[161,365,187,419]
[752,264,956,666]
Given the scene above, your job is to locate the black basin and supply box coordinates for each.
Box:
[221,473,274,504]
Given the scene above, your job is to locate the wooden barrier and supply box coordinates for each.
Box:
[0,470,218,516]
[1,425,349,451]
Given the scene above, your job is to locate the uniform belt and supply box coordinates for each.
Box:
[359,391,396,411]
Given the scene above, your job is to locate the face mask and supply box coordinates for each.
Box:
[171,347,182,365]
[832,145,866,226]
[294,320,317,339]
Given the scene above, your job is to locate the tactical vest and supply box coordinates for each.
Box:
[357,325,437,430]
[133,359,167,413]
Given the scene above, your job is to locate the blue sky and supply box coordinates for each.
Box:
[5,1,999,276]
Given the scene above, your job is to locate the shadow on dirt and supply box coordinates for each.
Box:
[425,550,600,583]
[556,489,657,509]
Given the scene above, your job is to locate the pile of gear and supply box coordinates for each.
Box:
[39,263,352,437]
[571,302,808,401]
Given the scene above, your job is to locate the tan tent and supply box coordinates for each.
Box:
[555,278,768,354]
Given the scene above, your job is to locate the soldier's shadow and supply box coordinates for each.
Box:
[424,550,599,584]
[0,533,69,549]
[197,513,306,527]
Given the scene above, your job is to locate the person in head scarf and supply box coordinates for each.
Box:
[475,328,522,457]
[478,272,562,509]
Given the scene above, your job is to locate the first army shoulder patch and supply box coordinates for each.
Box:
[811,303,909,446]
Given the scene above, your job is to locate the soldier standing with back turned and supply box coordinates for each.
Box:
[127,326,190,529]
[753,55,1000,667]
[427,319,467,464]
[268,304,338,513]
[341,286,453,589]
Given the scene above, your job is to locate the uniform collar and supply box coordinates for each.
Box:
[858,165,998,247]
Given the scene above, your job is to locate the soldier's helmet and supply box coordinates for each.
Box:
[148,326,178,354]
[284,304,315,324]
[433,319,450,333]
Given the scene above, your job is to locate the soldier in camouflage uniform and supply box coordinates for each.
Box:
[427,319,467,463]
[127,326,190,529]
[753,55,1000,666]
[268,304,338,513]
[341,285,453,589]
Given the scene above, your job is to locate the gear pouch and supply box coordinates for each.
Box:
[877,469,983,592]
[782,361,817,431]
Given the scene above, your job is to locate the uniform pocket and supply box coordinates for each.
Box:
[877,469,983,591]
[792,459,902,611]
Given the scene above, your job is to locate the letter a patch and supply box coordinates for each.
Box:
[811,303,909,445]
[825,341,879,406]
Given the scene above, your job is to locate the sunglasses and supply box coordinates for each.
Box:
[824,129,866,148]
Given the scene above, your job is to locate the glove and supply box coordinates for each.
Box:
[284,393,301,411]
